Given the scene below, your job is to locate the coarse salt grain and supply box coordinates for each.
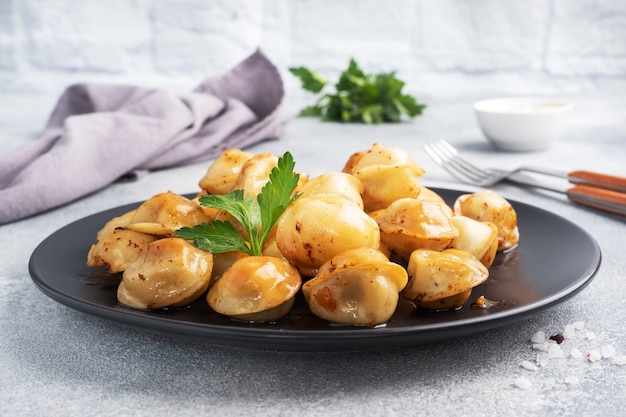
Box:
[531,331,546,344]
[563,324,576,338]
[601,345,617,359]
[564,376,580,385]
[614,355,626,366]
[570,347,584,359]
[520,360,539,371]
[548,343,565,359]
[514,376,532,390]
[587,350,601,362]
[536,351,550,367]
[521,323,625,385]
[532,341,552,351]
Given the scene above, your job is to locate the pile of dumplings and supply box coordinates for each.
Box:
[87,144,520,327]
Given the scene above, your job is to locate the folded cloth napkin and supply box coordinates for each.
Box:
[0,48,285,224]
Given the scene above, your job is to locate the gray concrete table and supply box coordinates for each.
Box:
[1,93,625,416]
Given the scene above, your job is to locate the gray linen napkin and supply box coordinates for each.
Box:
[0,49,285,224]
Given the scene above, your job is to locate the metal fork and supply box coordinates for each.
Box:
[423,139,626,216]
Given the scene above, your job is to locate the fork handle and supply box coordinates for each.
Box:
[569,170,626,193]
[567,185,626,216]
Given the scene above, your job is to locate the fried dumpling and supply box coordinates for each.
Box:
[232,153,279,197]
[126,191,211,237]
[412,289,473,311]
[453,190,519,250]
[199,149,254,195]
[206,256,302,322]
[377,198,458,261]
[275,195,381,276]
[87,228,158,273]
[302,247,408,326]
[416,187,454,217]
[298,172,365,209]
[402,248,488,309]
[344,143,426,212]
[449,216,499,268]
[95,210,136,240]
[117,238,213,310]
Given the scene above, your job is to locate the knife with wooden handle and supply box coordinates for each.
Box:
[519,167,626,194]
[507,171,626,216]
[567,171,626,193]
[566,185,626,216]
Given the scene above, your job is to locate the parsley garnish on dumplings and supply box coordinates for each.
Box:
[176,152,300,256]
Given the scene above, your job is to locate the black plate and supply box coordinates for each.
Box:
[29,189,601,351]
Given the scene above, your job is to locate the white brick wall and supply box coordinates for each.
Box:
[0,0,625,101]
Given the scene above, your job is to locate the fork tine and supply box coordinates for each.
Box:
[434,140,493,182]
[424,140,496,185]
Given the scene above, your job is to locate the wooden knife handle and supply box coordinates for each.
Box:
[567,185,626,216]
[569,170,626,193]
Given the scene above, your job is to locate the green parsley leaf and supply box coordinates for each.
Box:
[335,59,366,92]
[289,59,426,124]
[298,104,324,117]
[396,94,427,117]
[257,151,300,247]
[175,152,300,257]
[289,67,328,93]
[198,190,253,229]
[176,221,250,254]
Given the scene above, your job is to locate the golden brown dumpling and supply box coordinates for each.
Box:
[416,187,454,217]
[117,238,213,310]
[95,210,136,240]
[342,147,370,175]
[231,153,279,197]
[412,289,473,311]
[191,194,220,220]
[210,251,249,284]
[261,226,285,259]
[449,216,499,268]
[206,256,301,322]
[298,172,364,209]
[345,144,426,212]
[453,190,519,250]
[126,191,211,237]
[87,228,157,273]
[302,247,408,326]
[377,198,458,261]
[402,248,488,308]
[228,152,309,198]
[199,149,254,195]
[275,195,381,276]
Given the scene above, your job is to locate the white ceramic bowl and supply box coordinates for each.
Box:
[473,97,573,151]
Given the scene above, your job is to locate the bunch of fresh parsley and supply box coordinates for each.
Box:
[176,152,300,257]
[289,59,426,124]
